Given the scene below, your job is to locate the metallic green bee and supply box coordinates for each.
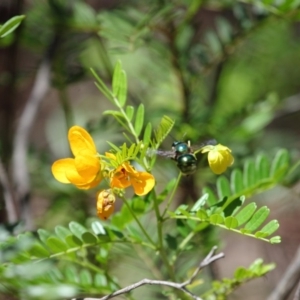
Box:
[150,140,217,175]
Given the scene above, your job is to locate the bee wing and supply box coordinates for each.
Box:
[192,139,217,152]
[147,149,175,158]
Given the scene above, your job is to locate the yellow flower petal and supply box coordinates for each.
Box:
[65,163,97,186]
[122,161,138,174]
[51,158,75,183]
[110,166,131,189]
[207,144,234,174]
[131,172,155,196]
[52,126,102,189]
[74,149,100,180]
[68,126,97,157]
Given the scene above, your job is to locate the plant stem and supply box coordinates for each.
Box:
[162,173,182,218]
[121,196,156,246]
[152,190,176,281]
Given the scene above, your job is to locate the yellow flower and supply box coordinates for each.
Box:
[52,126,102,189]
[201,144,234,174]
[97,189,115,220]
[108,155,155,196]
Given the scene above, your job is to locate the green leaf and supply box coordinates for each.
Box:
[210,214,224,225]
[191,194,209,212]
[197,209,208,220]
[205,30,222,55]
[217,176,231,199]
[230,169,244,194]
[216,17,232,44]
[165,234,177,250]
[79,270,92,286]
[260,220,279,236]
[255,231,269,238]
[90,69,113,101]
[256,153,270,180]
[270,149,289,179]
[103,110,124,118]
[82,232,98,244]
[91,221,106,235]
[154,115,175,146]
[0,15,25,38]
[65,235,83,247]
[46,237,68,253]
[134,104,144,136]
[223,196,244,217]
[132,197,146,213]
[156,178,177,203]
[109,228,124,240]
[235,202,257,226]
[73,1,97,26]
[202,186,218,206]
[94,273,107,288]
[28,243,49,258]
[106,141,121,153]
[65,266,78,283]
[125,106,134,121]
[244,159,256,187]
[244,206,270,232]
[143,122,152,145]
[112,61,122,97]
[69,222,87,239]
[117,70,127,106]
[270,236,281,244]
[234,267,249,280]
[37,229,52,245]
[127,143,135,157]
[55,226,72,241]
[179,209,191,217]
[133,142,142,157]
[224,216,238,229]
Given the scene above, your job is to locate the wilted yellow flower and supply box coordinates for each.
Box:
[97,189,115,220]
[201,144,234,174]
[52,126,102,189]
[107,153,155,196]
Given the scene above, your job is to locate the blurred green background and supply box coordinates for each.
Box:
[1,0,300,299]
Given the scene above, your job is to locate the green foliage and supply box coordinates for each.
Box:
[202,259,275,299]
[205,150,290,209]
[2,1,300,299]
[169,149,289,243]
[0,15,25,38]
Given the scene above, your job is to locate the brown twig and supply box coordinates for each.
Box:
[294,281,300,300]
[0,156,18,222]
[71,246,224,300]
[267,245,300,300]
[11,57,51,229]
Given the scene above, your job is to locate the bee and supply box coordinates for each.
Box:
[149,140,217,175]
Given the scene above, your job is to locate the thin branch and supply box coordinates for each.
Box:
[181,246,224,286]
[294,281,300,300]
[0,156,18,222]
[267,245,300,300]
[11,34,60,229]
[71,246,224,300]
[11,57,51,229]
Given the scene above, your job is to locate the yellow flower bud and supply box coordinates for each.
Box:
[97,189,116,220]
[201,144,234,174]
